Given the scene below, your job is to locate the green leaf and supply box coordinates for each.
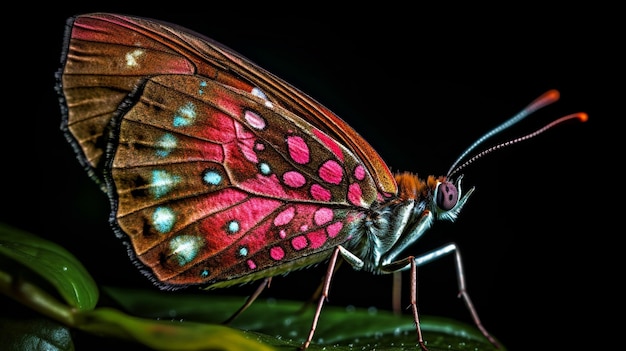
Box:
[0,223,98,310]
[104,287,505,351]
[0,225,276,351]
[0,315,74,351]
[74,307,275,351]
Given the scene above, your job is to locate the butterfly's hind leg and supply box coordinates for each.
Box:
[392,271,402,315]
[222,277,272,325]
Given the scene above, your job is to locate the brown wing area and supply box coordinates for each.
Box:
[57,13,397,195]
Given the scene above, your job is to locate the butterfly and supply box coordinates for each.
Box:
[56,13,587,350]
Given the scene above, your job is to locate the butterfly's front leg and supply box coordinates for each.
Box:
[381,243,501,350]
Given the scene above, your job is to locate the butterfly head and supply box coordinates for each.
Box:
[432,175,474,222]
[394,172,474,223]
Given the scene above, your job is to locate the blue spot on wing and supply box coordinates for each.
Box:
[227,220,240,234]
[156,133,177,157]
[203,170,222,185]
[152,207,175,233]
[151,170,181,198]
[259,162,271,175]
[173,102,197,127]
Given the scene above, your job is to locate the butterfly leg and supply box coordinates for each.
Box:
[392,271,402,315]
[222,277,272,325]
[441,244,501,348]
[301,245,362,350]
[383,243,500,350]
[379,255,428,350]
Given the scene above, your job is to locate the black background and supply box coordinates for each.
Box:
[1,4,613,351]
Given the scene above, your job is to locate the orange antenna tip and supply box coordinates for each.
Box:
[527,89,560,111]
[543,89,560,101]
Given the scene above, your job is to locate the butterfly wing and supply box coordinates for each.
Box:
[107,73,381,288]
[57,13,397,195]
[57,13,397,289]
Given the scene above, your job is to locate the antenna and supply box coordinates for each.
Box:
[446,90,587,178]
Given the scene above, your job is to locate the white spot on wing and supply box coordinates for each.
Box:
[169,235,204,266]
[156,133,177,157]
[125,49,144,67]
[244,110,266,129]
[251,87,268,100]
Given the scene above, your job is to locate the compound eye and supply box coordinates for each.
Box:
[437,181,458,211]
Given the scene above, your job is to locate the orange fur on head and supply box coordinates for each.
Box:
[393,172,442,201]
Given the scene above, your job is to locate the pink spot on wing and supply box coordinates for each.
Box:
[274,207,295,226]
[314,207,333,226]
[319,160,343,185]
[232,121,258,163]
[310,184,331,201]
[354,165,365,180]
[234,120,254,139]
[307,229,327,249]
[313,129,343,161]
[326,221,343,238]
[287,136,310,164]
[283,171,306,188]
[247,259,257,269]
[244,110,266,129]
[240,143,258,163]
[300,225,308,231]
[279,229,287,238]
[348,182,363,206]
[291,236,308,250]
[255,142,265,151]
[270,246,285,260]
